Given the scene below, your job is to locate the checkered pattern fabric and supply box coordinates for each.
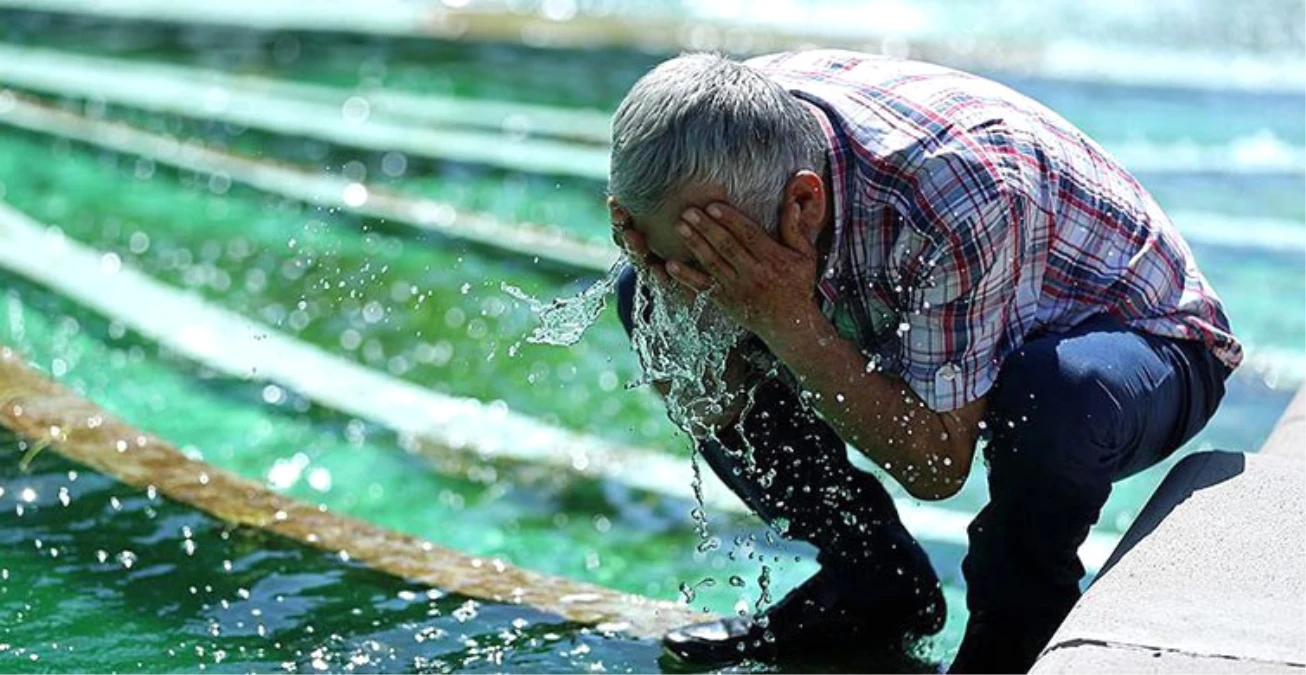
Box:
[748,50,1241,412]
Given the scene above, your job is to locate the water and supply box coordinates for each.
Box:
[0,275,824,670]
[626,276,755,437]
[0,107,1293,668]
[499,261,622,349]
[505,253,778,621]
[0,5,1301,672]
[0,431,665,673]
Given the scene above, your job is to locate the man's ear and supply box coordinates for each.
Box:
[784,170,828,245]
[608,196,632,227]
[608,197,635,248]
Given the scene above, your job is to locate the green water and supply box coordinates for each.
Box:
[0,121,1294,669]
[3,12,1304,148]
[0,430,669,674]
[0,128,669,451]
[1,276,870,670]
[0,9,1303,674]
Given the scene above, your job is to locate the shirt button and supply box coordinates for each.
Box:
[938,363,960,381]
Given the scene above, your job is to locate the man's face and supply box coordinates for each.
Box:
[611,184,754,432]
[628,182,731,271]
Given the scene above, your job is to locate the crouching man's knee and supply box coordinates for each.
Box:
[984,344,1129,500]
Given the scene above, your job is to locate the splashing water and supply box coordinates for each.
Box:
[678,577,718,604]
[754,564,773,614]
[627,274,751,437]
[503,259,754,443]
[688,451,710,543]
[500,261,624,348]
[505,259,768,607]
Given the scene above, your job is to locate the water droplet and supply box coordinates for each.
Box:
[129,231,150,254]
[755,565,773,612]
[261,385,285,405]
[342,182,368,208]
[452,600,479,622]
[307,467,332,492]
[362,301,385,324]
[695,537,720,553]
[341,96,370,125]
[99,252,122,275]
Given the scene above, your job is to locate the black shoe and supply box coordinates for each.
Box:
[662,566,945,667]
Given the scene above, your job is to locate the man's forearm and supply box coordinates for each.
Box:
[762,308,971,499]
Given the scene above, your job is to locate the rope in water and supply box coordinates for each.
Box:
[0,346,709,637]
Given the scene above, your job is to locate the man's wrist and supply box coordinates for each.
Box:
[760,304,837,366]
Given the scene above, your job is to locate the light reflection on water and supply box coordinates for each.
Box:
[0,277,841,671]
[0,434,665,674]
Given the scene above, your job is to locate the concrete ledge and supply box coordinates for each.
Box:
[1032,443,1306,673]
[1262,387,1306,460]
[1035,642,1304,674]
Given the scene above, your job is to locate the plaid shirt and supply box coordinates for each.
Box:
[748,51,1242,412]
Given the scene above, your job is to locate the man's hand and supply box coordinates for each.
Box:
[662,199,981,500]
[609,197,697,306]
[665,201,822,350]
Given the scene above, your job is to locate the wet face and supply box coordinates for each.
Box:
[611,184,754,432]
[631,182,731,271]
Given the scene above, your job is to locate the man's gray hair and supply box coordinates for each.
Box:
[609,53,828,230]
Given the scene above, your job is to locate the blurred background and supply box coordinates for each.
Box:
[0,1,1302,672]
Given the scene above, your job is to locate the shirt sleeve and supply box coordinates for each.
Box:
[889,169,1024,413]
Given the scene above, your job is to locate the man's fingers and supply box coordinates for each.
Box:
[666,260,713,292]
[702,203,767,248]
[778,201,813,256]
[682,207,761,269]
[703,203,779,256]
[678,218,738,280]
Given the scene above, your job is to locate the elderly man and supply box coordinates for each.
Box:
[608,51,1239,672]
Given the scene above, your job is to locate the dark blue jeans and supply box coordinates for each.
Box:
[616,267,1230,672]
